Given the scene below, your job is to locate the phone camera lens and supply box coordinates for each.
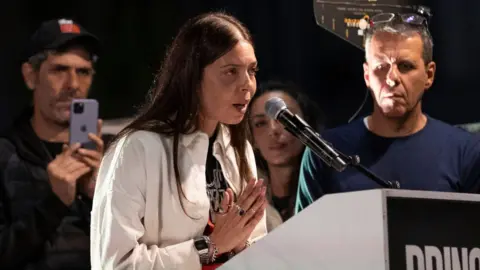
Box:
[73,103,84,114]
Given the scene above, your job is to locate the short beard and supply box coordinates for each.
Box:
[44,110,70,128]
[383,91,424,132]
[54,119,70,129]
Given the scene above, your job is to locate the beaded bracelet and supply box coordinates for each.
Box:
[209,240,219,264]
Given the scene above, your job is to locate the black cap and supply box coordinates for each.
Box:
[26,18,101,62]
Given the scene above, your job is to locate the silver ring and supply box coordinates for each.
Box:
[214,201,233,215]
[214,207,227,215]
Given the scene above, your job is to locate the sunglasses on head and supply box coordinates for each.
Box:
[369,5,432,28]
[370,13,429,28]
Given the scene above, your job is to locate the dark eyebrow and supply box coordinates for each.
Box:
[51,64,69,69]
[77,67,94,71]
[221,64,240,68]
[51,63,93,70]
[251,113,266,119]
[220,62,258,68]
[397,58,416,64]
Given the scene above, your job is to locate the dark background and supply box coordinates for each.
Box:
[1,0,479,134]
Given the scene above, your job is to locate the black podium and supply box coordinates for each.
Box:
[220,189,480,270]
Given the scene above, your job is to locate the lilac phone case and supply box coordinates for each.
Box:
[69,99,99,150]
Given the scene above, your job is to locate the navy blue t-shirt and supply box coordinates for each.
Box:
[295,116,480,213]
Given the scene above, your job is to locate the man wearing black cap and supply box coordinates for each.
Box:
[0,19,104,270]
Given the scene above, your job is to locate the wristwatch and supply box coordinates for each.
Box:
[194,236,211,264]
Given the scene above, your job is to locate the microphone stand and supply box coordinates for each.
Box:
[302,126,401,189]
[281,118,400,189]
[336,150,401,189]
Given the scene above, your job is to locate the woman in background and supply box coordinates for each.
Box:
[90,12,267,270]
[248,80,325,231]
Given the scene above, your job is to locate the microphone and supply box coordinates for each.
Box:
[265,97,348,172]
[264,97,400,189]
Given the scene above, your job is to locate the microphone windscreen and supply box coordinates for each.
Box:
[265,97,287,120]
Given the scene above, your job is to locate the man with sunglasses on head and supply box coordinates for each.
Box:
[296,10,480,213]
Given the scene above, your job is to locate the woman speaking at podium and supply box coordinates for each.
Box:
[90,12,267,270]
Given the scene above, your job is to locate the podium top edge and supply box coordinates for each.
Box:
[381,189,480,202]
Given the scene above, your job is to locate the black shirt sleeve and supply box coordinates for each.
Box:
[0,139,70,269]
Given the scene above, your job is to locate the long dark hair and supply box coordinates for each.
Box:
[109,12,254,217]
[248,80,326,219]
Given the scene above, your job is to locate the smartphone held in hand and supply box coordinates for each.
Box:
[69,99,99,150]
